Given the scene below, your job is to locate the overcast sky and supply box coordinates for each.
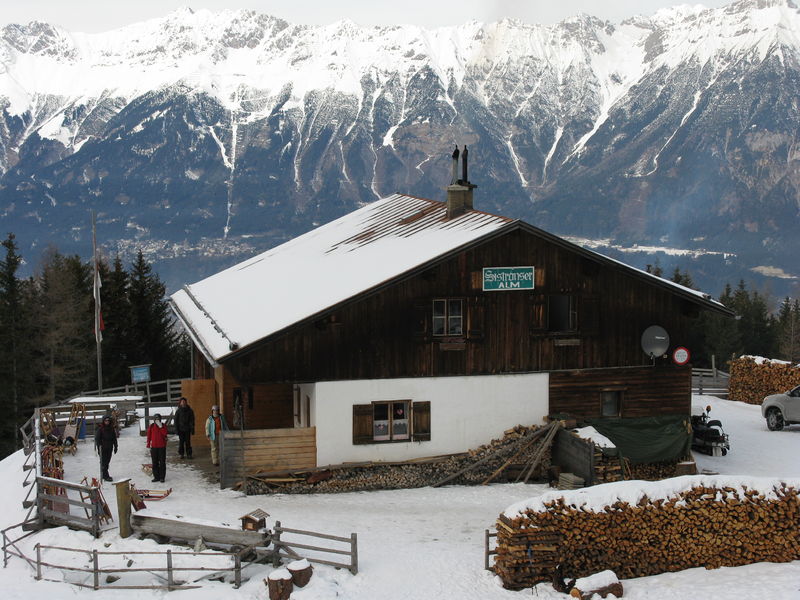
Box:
[3,0,733,32]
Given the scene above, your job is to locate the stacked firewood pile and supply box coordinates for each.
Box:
[729,356,800,405]
[246,422,559,495]
[592,449,624,484]
[494,479,800,590]
[626,459,684,481]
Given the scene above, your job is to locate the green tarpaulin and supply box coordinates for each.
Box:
[585,415,692,465]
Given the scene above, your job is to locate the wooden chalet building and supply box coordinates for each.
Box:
[170,157,732,483]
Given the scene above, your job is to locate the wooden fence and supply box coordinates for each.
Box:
[691,368,730,398]
[30,544,246,590]
[35,476,106,537]
[219,428,317,488]
[272,521,358,575]
[78,379,184,404]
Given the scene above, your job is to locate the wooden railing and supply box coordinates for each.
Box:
[272,521,358,575]
[35,476,106,538]
[77,378,185,404]
[692,368,730,398]
[26,544,246,590]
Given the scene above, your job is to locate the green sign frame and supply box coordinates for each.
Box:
[482,267,535,291]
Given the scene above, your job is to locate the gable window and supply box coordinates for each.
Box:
[353,401,431,444]
[600,390,623,417]
[433,299,463,336]
[548,295,576,332]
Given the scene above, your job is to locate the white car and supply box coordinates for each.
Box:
[762,385,800,431]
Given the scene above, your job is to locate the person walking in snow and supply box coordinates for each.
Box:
[94,414,118,482]
[205,405,228,466]
[174,397,195,459]
[146,413,169,483]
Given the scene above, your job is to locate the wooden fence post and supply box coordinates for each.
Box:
[167,549,173,590]
[350,532,358,575]
[35,478,44,529]
[114,479,132,538]
[485,529,490,571]
[234,552,241,588]
[272,521,282,567]
[92,549,99,589]
[35,543,41,580]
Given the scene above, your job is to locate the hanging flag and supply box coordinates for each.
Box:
[94,269,104,343]
[92,213,103,344]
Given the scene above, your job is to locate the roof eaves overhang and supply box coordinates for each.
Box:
[169,297,221,369]
[514,221,735,318]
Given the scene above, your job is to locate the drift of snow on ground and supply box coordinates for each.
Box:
[0,394,798,599]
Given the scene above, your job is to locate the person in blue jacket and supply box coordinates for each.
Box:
[205,405,228,466]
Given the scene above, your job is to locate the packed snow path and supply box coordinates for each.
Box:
[0,395,797,599]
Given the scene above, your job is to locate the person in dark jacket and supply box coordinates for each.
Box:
[146,414,169,483]
[94,415,118,482]
[174,397,195,459]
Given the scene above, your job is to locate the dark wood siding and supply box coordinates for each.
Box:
[549,366,692,418]
[226,229,699,384]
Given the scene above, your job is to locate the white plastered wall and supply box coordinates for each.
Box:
[302,372,549,466]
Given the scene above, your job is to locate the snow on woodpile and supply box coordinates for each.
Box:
[494,475,800,590]
[572,426,615,449]
[729,356,800,405]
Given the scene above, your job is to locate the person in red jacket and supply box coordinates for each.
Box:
[146,413,169,483]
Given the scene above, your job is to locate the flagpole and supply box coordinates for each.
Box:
[92,211,103,394]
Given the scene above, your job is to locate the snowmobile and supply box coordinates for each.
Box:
[690,405,730,457]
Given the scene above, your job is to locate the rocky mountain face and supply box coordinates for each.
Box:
[1,0,798,296]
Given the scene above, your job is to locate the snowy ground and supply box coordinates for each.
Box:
[0,395,798,599]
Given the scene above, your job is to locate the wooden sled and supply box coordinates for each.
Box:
[80,477,113,524]
[134,486,172,501]
[130,487,147,511]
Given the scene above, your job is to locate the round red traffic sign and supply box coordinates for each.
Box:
[672,346,690,365]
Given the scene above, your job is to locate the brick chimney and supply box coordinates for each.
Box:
[446,145,477,219]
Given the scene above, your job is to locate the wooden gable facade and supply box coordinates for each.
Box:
[197,221,720,423]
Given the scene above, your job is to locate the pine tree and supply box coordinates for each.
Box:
[127,251,180,380]
[776,297,800,363]
[33,249,95,404]
[645,260,663,278]
[0,234,29,453]
[701,283,741,370]
[670,267,694,289]
[98,256,132,387]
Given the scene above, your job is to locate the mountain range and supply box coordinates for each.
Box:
[1,0,798,298]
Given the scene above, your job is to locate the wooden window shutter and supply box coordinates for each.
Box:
[530,296,547,332]
[412,300,429,341]
[412,401,431,442]
[352,404,373,445]
[467,296,485,339]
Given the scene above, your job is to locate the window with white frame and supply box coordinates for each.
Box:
[432,298,463,336]
[372,400,410,441]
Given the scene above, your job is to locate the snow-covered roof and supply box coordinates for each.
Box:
[172,193,733,366]
[170,194,513,363]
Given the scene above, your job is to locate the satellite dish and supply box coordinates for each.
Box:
[641,325,670,358]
